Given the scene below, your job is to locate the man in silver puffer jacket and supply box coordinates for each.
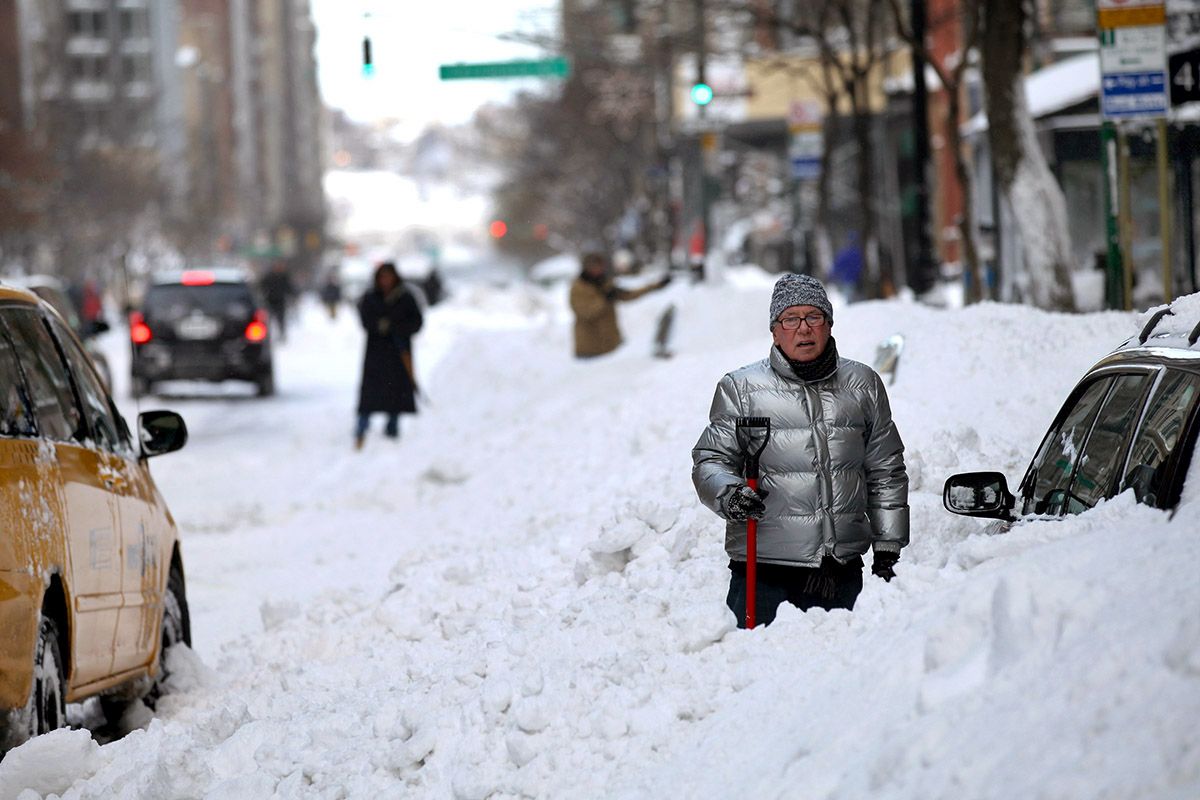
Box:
[692,273,908,626]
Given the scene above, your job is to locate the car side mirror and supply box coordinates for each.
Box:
[873,333,905,386]
[943,471,1016,520]
[90,318,110,336]
[138,410,187,458]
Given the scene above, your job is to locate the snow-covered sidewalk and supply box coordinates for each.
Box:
[2,272,1198,799]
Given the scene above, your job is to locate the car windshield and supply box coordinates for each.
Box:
[144,284,255,320]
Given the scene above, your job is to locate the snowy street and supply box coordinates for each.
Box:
[2,270,1197,798]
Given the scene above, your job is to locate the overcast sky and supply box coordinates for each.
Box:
[309,0,558,138]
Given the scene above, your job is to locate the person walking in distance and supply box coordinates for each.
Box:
[692,273,909,627]
[355,262,423,450]
[260,261,297,343]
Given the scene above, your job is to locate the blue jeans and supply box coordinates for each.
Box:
[356,412,399,439]
[726,555,863,628]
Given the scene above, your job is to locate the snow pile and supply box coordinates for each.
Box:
[3,270,1197,798]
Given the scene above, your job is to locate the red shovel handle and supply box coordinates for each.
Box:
[746,476,758,629]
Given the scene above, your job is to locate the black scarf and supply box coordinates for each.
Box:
[781,337,839,382]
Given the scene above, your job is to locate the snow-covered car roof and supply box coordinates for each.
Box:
[1114,293,1200,358]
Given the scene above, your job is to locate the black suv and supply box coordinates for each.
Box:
[945,305,1200,521]
[130,269,275,397]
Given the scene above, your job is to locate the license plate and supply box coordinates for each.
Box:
[176,315,220,340]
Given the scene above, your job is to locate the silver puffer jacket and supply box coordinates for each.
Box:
[692,346,909,567]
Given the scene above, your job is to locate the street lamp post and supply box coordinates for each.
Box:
[909,0,938,296]
[694,0,710,280]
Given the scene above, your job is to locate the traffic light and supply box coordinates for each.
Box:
[489,220,508,239]
[362,36,374,77]
[690,82,713,106]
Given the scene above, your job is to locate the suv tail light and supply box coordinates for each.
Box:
[130,312,153,344]
[181,270,216,286]
[245,310,268,342]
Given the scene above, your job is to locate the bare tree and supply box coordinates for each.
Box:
[41,146,160,283]
[888,0,985,302]
[981,0,1075,310]
[752,0,899,297]
[0,130,54,270]
[484,1,664,262]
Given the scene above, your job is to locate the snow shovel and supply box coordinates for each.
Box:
[735,416,771,629]
[400,348,431,406]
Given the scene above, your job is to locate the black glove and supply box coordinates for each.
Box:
[872,551,899,582]
[657,273,673,289]
[604,287,620,302]
[723,485,769,522]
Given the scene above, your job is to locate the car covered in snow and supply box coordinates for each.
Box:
[0,284,190,754]
[945,303,1200,521]
[129,268,274,397]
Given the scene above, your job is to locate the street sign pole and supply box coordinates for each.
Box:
[1158,117,1173,303]
[1100,121,1125,310]
[1097,0,1170,309]
[788,101,823,276]
[1118,125,1135,312]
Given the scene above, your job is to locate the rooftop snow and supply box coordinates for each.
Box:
[964,51,1099,136]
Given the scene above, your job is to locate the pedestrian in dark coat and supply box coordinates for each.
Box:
[260,262,297,342]
[355,262,423,449]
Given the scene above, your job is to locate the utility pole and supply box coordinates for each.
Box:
[693,0,710,278]
[909,0,938,296]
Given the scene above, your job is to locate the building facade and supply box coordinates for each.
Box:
[5,0,326,277]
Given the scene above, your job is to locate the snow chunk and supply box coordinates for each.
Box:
[0,728,101,797]
[260,599,302,632]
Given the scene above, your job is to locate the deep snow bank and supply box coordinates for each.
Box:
[3,271,1197,799]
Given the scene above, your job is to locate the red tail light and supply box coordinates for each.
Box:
[130,312,153,344]
[245,310,268,342]
[181,270,216,286]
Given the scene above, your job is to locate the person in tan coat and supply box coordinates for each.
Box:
[569,253,671,358]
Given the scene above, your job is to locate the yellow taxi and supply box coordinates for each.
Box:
[0,284,189,754]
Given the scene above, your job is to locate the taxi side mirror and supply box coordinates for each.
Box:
[139,410,187,458]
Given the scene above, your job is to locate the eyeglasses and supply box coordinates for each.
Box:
[776,312,827,330]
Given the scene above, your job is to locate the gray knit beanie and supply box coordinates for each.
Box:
[769,273,833,326]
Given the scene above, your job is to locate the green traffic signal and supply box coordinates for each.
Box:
[690,82,713,106]
[362,36,374,77]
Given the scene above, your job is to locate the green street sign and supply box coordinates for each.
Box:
[438,57,570,81]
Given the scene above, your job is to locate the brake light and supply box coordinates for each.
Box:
[181,270,216,286]
[130,312,153,344]
[245,310,268,342]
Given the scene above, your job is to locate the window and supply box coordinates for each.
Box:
[1121,369,1200,507]
[46,316,128,453]
[121,54,149,83]
[119,9,148,37]
[1065,374,1151,513]
[144,284,256,322]
[0,327,35,437]
[0,310,82,442]
[91,11,107,36]
[68,11,85,35]
[1022,377,1113,516]
[70,57,87,79]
